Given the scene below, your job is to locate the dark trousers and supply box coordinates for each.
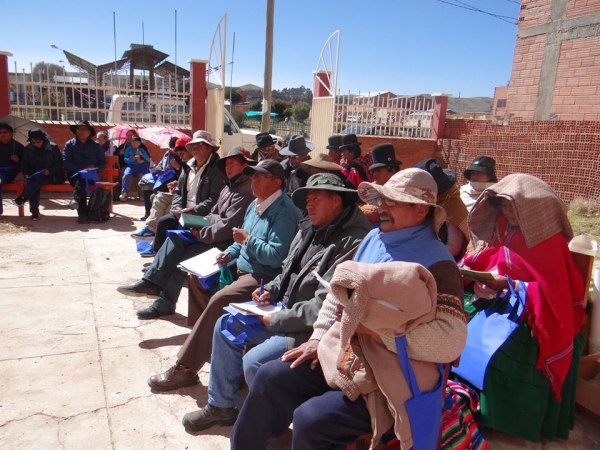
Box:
[143,235,214,312]
[0,168,17,214]
[68,174,95,217]
[177,272,273,371]
[154,213,180,250]
[230,359,372,450]
[22,174,64,214]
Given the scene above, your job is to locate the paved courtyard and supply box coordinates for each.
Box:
[0,199,598,449]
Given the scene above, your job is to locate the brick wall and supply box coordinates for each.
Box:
[440,118,600,202]
[567,0,600,19]
[357,135,439,168]
[506,34,546,120]
[520,0,552,27]
[41,124,191,163]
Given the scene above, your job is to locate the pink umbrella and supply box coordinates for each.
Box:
[137,127,189,149]
[108,125,137,144]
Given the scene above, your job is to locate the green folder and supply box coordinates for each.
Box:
[179,213,211,229]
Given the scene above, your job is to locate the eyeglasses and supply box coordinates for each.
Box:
[377,198,397,207]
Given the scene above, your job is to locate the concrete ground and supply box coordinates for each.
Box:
[0,198,598,450]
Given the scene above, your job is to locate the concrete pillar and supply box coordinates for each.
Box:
[189,59,207,132]
[0,51,13,116]
[313,70,332,98]
[430,94,449,141]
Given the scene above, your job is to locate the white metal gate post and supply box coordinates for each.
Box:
[310,31,340,155]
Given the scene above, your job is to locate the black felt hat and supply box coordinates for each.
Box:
[369,143,402,171]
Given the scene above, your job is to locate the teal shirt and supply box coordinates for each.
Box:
[225,193,302,278]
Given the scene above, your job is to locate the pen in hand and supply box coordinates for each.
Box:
[259,278,264,297]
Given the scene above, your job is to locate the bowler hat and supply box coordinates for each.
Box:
[326,135,343,150]
[70,120,96,138]
[254,132,280,150]
[292,173,358,210]
[369,143,402,171]
[463,156,497,182]
[414,158,456,194]
[339,134,362,157]
[242,159,285,181]
[217,146,257,173]
[279,135,315,157]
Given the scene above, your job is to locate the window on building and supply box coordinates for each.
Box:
[496,99,507,108]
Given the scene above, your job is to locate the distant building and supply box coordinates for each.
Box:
[493,86,508,120]
[505,1,600,120]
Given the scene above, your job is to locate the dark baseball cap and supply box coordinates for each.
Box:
[242,159,285,181]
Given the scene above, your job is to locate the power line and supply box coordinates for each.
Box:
[433,0,519,24]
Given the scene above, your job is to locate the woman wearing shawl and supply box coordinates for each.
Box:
[415,158,470,260]
[461,173,584,441]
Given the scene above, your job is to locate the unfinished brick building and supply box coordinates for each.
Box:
[506,0,600,121]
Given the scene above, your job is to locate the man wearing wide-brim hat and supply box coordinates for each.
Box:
[62,120,107,224]
[251,132,282,162]
[279,134,314,195]
[299,153,355,190]
[231,168,467,449]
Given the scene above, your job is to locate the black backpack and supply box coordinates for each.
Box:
[88,189,112,222]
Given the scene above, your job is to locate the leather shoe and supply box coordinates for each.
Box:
[148,363,199,391]
[78,215,91,224]
[137,305,174,319]
[182,404,238,431]
[117,279,161,297]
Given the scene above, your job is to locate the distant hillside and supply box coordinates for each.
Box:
[237,83,263,91]
[447,97,492,113]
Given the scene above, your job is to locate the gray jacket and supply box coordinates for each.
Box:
[267,205,371,348]
[171,152,226,215]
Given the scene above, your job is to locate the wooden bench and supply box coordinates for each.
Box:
[3,155,120,217]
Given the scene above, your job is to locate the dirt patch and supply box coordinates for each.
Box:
[0,221,31,234]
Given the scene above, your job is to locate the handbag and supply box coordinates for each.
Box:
[396,335,445,450]
[218,265,235,290]
[452,276,526,390]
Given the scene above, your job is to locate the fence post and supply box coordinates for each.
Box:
[189,59,207,132]
[430,93,449,141]
[0,51,13,116]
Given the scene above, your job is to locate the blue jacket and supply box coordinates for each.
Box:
[62,137,106,174]
[124,146,151,165]
[225,193,302,278]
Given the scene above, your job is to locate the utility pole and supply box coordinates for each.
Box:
[261,0,275,132]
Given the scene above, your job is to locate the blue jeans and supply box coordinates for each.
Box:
[207,313,287,408]
[0,168,17,214]
[22,173,65,214]
[121,164,150,192]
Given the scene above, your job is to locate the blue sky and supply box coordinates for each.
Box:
[1,0,520,97]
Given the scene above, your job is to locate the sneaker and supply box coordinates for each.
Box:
[31,212,40,221]
[68,198,80,210]
[117,279,162,297]
[14,196,25,206]
[139,245,156,257]
[131,226,155,240]
[119,192,128,201]
[147,363,199,391]
[182,404,239,431]
[137,304,175,319]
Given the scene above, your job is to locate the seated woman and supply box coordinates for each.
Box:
[460,173,584,442]
[14,128,66,220]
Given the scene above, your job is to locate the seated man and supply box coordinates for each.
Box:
[62,120,106,224]
[117,147,258,319]
[230,168,467,450]
[359,143,402,224]
[140,130,226,257]
[0,122,24,215]
[251,132,282,162]
[279,135,313,195]
[172,174,371,432]
[130,136,193,240]
[144,159,301,382]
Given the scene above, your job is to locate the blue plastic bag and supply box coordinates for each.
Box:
[452,276,526,389]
